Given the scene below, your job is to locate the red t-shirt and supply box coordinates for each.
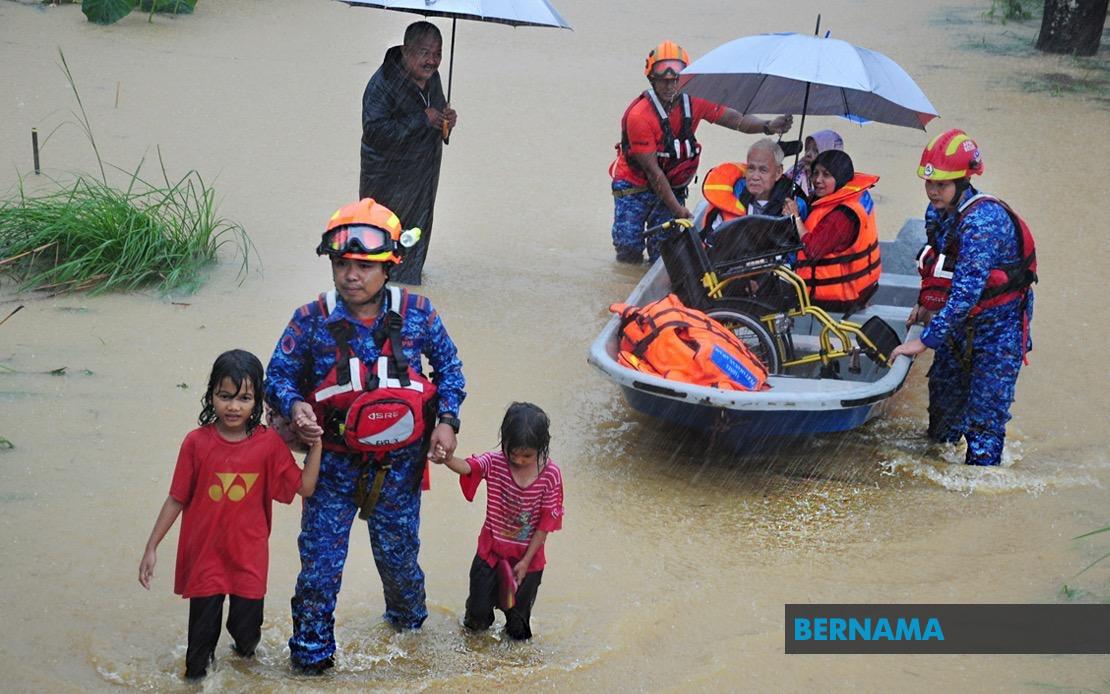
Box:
[459,451,564,572]
[611,94,724,186]
[169,425,301,599]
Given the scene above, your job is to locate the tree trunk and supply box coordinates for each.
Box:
[1036,0,1109,56]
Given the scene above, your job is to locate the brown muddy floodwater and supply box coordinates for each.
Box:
[1,0,1108,691]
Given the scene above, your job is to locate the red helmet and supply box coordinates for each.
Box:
[317,198,418,265]
[918,128,984,180]
[644,40,690,77]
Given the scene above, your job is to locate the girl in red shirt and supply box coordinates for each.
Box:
[138,349,321,680]
[432,402,564,640]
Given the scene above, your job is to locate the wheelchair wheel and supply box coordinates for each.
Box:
[706,307,782,375]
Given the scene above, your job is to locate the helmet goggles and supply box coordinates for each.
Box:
[650,67,681,81]
[317,224,398,260]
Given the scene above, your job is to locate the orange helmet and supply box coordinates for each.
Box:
[918,128,984,180]
[317,198,417,265]
[644,40,690,77]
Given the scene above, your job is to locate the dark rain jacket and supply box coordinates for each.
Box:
[359,46,447,282]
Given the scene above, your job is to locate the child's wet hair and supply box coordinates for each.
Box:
[199,349,265,433]
[499,402,551,465]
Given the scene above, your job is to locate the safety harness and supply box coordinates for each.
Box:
[615,90,702,192]
[916,194,1037,314]
[916,194,1037,369]
[311,286,438,518]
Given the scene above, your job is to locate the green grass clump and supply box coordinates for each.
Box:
[983,0,1035,23]
[0,48,253,296]
[0,162,251,295]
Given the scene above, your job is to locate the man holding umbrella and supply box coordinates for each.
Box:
[360,21,457,285]
[609,40,793,264]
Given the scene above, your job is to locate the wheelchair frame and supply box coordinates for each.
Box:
[657,217,897,375]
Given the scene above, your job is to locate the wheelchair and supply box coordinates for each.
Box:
[654,215,900,376]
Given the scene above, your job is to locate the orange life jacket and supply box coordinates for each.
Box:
[795,173,882,306]
[609,294,770,391]
[915,194,1037,314]
[701,162,802,229]
[616,91,701,188]
[702,162,749,221]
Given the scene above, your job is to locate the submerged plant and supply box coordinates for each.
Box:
[0,49,252,295]
[1073,526,1110,577]
[81,0,196,25]
[983,0,1034,23]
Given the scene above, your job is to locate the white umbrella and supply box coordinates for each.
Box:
[339,0,572,102]
[679,32,938,130]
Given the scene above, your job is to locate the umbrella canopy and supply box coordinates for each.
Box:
[679,33,937,130]
[341,0,571,29]
[339,0,571,105]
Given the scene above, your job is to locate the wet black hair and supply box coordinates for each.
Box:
[954,178,974,202]
[404,21,442,46]
[499,402,551,466]
[199,349,265,434]
[812,149,855,192]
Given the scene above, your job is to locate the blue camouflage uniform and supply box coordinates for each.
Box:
[919,187,1033,466]
[265,286,465,667]
[611,180,684,262]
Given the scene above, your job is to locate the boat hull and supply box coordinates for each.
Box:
[589,219,927,445]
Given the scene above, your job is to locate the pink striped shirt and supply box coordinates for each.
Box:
[460,451,564,572]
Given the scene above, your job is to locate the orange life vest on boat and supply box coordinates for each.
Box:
[914,194,1037,314]
[795,173,881,306]
[609,294,770,391]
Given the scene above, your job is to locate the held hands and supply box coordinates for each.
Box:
[425,106,457,132]
[139,548,156,589]
[782,198,800,218]
[291,401,323,446]
[427,422,457,464]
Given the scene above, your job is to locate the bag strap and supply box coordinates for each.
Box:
[371,285,412,379]
[356,454,392,520]
[326,320,356,386]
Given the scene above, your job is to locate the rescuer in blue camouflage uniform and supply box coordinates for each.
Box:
[265,198,465,672]
[892,129,1035,467]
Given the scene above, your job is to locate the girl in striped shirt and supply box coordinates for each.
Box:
[431,402,564,640]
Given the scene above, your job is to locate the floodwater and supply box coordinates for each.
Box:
[1,0,1108,690]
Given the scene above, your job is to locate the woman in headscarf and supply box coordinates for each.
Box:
[784,129,844,197]
[782,150,881,312]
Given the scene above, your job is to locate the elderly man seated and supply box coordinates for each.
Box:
[700,138,808,236]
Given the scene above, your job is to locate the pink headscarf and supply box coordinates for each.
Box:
[786,129,844,196]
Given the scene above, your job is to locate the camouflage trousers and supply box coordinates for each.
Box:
[288,447,427,667]
[611,180,685,262]
[927,300,1027,466]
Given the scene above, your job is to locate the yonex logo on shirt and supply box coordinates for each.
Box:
[208,472,259,502]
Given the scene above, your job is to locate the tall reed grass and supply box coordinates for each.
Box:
[0,160,251,294]
[0,49,252,295]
